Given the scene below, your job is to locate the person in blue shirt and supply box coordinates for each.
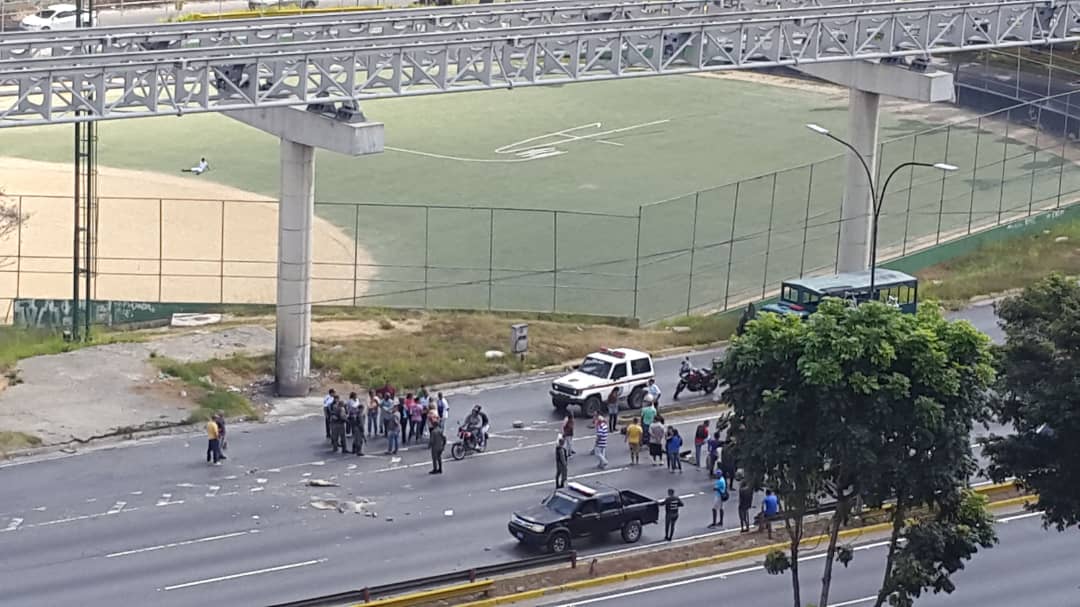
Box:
[709,474,727,528]
[760,489,779,538]
[665,427,683,473]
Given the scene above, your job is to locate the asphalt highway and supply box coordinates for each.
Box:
[0,305,1007,607]
[543,510,1080,607]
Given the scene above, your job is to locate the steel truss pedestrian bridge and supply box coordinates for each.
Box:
[0,0,1079,126]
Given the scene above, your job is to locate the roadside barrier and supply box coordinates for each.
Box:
[266,551,577,607]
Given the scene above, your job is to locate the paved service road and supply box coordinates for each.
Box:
[0,306,1007,607]
[544,510,1080,607]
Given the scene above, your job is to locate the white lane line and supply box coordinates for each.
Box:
[106,529,259,558]
[107,501,126,514]
[498,468,627,492]
[13,507,141,531]
[829,596,877,607]
[998,510,1043,523]
[156,493,184,507]
[162,558,327,591]
[4,518,23,532]
[591,527,740,559]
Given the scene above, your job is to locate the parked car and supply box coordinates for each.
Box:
[549,347,654,417]
[19,3,94,30]
[248,0,318,10]
[508,482,660,553]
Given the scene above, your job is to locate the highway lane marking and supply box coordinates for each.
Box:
[4,518,23,532]
[162,558,328,591]
[155,493,184,507]
[106,529,259,558]
[591,526,739,558]
[829,596,876,607]
[497,467,628,492]
[107,501,126,514]
[998,510,1044,523]
[0,507,142,533]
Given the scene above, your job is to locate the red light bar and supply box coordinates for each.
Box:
[789,304,804,311]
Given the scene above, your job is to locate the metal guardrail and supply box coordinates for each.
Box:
[181,4,385,20]
[266,551,578,607]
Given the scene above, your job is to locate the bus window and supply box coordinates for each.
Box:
[782,285,798,303]
[897,285,915,304]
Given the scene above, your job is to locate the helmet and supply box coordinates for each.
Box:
[472,404,482,413]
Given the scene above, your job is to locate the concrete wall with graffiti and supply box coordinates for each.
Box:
[13,299,213,329]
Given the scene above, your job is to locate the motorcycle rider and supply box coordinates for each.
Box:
[679,356,692,377]
[464,404,490,449]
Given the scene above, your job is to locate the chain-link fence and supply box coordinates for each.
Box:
[5,49,1080,325]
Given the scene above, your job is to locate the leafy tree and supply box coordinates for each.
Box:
[984,273,1080,530]
[725,298,996,607]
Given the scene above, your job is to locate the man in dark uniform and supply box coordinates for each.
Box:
[329,399,348,454]
[555,436,569,488]
[429,424,446,474]
[662,488,684,541]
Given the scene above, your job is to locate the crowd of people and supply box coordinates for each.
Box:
[321,385,452,458]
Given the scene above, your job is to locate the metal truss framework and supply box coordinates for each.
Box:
[1,0,1079,126]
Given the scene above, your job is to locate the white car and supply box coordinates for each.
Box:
[20,4,94,31]
[247,0,318,9]
[550,347,655,418]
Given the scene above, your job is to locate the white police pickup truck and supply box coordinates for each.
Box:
[549,348,655,418]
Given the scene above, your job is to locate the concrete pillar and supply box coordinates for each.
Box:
[836,87,880,273]
[275,138,316,397]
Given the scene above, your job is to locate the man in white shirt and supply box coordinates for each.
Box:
[182,157,210,175]
[322,389,336,440]
[646,379,662,410]
[437,393,450,428]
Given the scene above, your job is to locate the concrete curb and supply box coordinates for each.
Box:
[450,486,1032,607]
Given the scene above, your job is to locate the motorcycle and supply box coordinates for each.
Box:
[673,367,720,400]
[450,425,486,460]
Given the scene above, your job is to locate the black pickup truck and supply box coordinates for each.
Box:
[508,482,660,553]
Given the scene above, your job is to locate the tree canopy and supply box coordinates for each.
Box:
[724,298,996,607]
[985,273,1080,530]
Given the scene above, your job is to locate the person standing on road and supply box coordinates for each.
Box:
[398,396,409,444]
[213,411,227,459]
[593,414,609,469]
[379,393,394,437]
[386,405,401,454]
[738,477,754,533]
[330,398,349,454]
[662,488,684,542]
[428,423,446,474]
[709,473,728,528]
[562,415,575,457]
[705,431,721,478]
[206,416,222,465]
[555,436,569,488]
[665,427,683,473]
[606,387,620,432]
[347,392,365,456]
[323,388,337,441]
[366,389,380,436]
[648,416,666,466]
[646,379,662,411]
[408,396,424,444]
[693,421,709,467]
[640,399,657,429]
[436,392,450,428]
[625,417,643,465]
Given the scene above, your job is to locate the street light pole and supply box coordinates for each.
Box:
[806,123,957,297]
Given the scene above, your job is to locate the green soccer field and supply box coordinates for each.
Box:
[1,74,1075,319]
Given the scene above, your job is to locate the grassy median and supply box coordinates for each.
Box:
[152,357,262,423]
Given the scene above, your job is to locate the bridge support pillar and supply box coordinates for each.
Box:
[795,59,954,272]
[226,106,384,396]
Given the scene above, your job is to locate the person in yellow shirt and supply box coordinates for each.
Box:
[206,418,222,465]
[625,417,643,465]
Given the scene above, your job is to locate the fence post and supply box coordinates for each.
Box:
[760,173,778,299]
[901,135,917,256]
[685,193,700,316]
[158,198,164,302]
[15,195,23,300]
[219,200,226,305]
[632,207,642,320]
[967,119,982,235]
[1027,104,1042,217]
[997,120,1010,224]
[723,183,739,310]
[488,208,495,311]
[352,204,361,306]
[799,166,813,278]
[934,126,951,245]
[552,211,559,313]
[424,206,430,308]
[1057,93,1071,209]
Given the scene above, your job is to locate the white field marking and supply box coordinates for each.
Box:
[998,510,1044,523]
[4,518,23,532]
[829,596,877,607]
[386,145,566,164]
[550,540,894,606]
[495,120,671,157]
[107,501,126,514]
[162,558,327,591]
[156,493,184,507]
[497,467,627,492]
[106,529,259,558]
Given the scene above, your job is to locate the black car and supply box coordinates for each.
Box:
[508,482,660,553]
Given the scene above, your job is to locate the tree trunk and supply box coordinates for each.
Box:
[873,497,907,607]
[818,497,849,607]
[784,512,805,607]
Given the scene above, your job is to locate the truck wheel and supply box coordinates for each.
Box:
[628,387,645,409]
[547,531,571,553]
[621,519,642,543]
[302,0,316,7]
[582,396,602,418]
